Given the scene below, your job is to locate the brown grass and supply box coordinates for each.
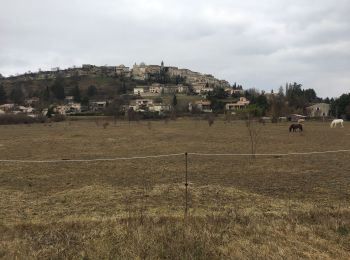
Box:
[0,118,349,259]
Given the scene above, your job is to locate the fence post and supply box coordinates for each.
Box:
[185,152,188,217]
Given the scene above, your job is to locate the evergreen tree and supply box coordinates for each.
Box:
[10,86,24,104]
[333,93,350,118]
[46,106,54,118]
[42,86,50,102]
[303,88,318,103]
[285,82,307,110]
[207,88,227,112]
[172,94,177,107]
[255,94,269,115]
[244,88,260,102]
[270,87,286,120]
[208,87,228,99]
[71,85,81,102]
[175,75,182,85]
[81,96,89,106]
[87,85,97,97]
[120,81,127,94]
[278,86,284,96]
[51,77,65,100]
[0,85,7,104]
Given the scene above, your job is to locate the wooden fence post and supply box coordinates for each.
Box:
[185,152,188,216]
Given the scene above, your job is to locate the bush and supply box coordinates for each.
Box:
[140,111,168,120]
[51,114,66,122]
[0,114,47,125]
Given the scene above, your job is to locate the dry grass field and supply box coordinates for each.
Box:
[0,118,349,259]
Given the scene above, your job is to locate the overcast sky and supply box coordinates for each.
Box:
[1,0,349,97]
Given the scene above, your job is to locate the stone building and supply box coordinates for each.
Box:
[306,103,330,117]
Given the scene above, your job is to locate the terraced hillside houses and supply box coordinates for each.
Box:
[1,62,230,92]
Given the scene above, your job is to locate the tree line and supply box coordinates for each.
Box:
[0,78,349,119]
[207,82,350,119]
[0,74,135,107]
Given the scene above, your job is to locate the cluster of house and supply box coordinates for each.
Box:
[47,98,171,115]
[132,62,230,88]
[2,64,128,81]
[188,97,251,113]
[187,98,332,118]
[0,103,35,116]
[1,62,230,91]
[119,97,251,114]
[132,83,244,97]
[0,98,38,117]
[133,83,189,96]
[0,61,332,118]
[0,95,332,119]
[127,99,170,114]
[0,95,110,117]
[47,97,109,115]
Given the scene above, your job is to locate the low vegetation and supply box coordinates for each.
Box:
[0,114,65,125]
[0,114,46,125]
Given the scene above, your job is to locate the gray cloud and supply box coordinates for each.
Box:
[1,0,349,97]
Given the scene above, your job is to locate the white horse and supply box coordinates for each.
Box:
[330,119,344,128]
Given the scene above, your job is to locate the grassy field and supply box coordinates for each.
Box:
[0,118,349,259]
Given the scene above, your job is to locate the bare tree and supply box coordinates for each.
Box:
[245,117,264,158]
[224,111,233,124]
[240,105,264,158]
[207,114,215,127]
[103,122,109,129]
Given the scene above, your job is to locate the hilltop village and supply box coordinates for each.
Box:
[0,61,345,121]
[2,61,230,89]
[0,61,249,118]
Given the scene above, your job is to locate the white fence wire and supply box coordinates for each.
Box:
[0,149,349,163]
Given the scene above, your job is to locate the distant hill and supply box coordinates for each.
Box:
[0,62,231,101]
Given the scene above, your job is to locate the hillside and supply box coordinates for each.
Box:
[1,75,137,101]
[0,63,231,102]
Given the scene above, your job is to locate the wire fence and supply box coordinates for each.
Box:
[1,149,350,219]
[0,149,349,163]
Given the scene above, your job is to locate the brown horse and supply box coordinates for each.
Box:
[289,123,303,132]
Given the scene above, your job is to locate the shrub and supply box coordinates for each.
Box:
[0,114,46,125]
[51,114,66,122]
